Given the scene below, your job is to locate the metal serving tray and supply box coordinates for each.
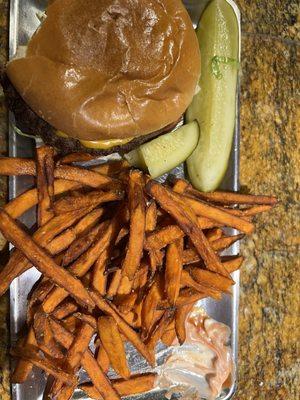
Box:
[8,1,241,399]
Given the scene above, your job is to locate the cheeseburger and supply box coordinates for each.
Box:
[2,0,201,155]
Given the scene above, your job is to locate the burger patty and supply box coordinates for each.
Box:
[1,73,180,156]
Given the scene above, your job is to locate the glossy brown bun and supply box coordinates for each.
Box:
[6,0,200,142]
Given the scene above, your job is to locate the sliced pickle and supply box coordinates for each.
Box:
[186,0,239,192]
[125,121,199,178]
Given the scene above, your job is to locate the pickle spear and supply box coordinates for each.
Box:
[186,0,239,192]
[125,121,199,178]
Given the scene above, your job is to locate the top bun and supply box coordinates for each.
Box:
[6,0,200,141]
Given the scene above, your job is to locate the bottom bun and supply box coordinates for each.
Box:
[1,73,180,156]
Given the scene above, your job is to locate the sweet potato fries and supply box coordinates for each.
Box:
[0,148,277,399]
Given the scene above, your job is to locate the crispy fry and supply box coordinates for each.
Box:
[118,171,146,294]
[107,269,122,298]
[80,373,156,398]
[161,320,177,346]
[0,209,94,307]
[146,310,174,353]
[59,153,97,164]
[112,373,156,396]
[51,322,95,397]
[183,195,255,234]
[132,263,149,290]
[175,303,193,345]
[165,238,183,305]
[141,276,164,339]
[0,157,36,175]
[11,345,77,386]
[98,316,130,379]
[223,255,244,273]
[79,383,104,400]
[175,288,206,307]
[146,181,231,278]
[4,179,81,219]
[92,248,109,294]
[49,318,120,400]
[206,228,223,242]
[172,178,189,194]
[73,313,97,330]
[27,278,55,323]
[62,223,103,266]
[74,208,105,236]
[181,270,222,299]
[36,146,55,226]
[145,225,184,251]
[33,310,64,358]
[185,187,278,206]
[89,290,154,366]
[11,327,37,383]
[145,201,157,232]
[54,190,123,214]
[52,301,78,320]
[115,292,138,314]
[97,344,110,374]
[188,267,234,293]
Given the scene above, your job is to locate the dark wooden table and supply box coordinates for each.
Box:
[0,1,299,399]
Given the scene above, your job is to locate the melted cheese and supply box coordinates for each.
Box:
[56,131,133,149]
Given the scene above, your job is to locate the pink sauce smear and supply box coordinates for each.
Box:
[156,307,233,400]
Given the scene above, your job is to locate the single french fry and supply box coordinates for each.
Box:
[50,322,95,397]
[161,320,177,347]
[97,343,110,374]
[27,278,55,323]
[145,201,157,232]
[89,290,154,366]
[80,373,156,399]
[107,269,122,298]
[112,373,156,396]
[11,345,77,386]
[182,195,255,234]
[118,171,146,294]
[58,153,97,164]
[132,263,149,290]
[98,316,131,379]
[49,318,120,400]
[175,303,193,345]
[185,187,277,206]
[62,223,104,266]
[172,178,189,194]
[80,383,104,400]
[33,310,64,358]
[188,267,234,293]
[146,310,174,353]
[180,270,222,299]
[175,288,206,307]
[146,181,231,278]
[206,228,223,242]
[165,238,183,305]
[52,301,78,320]
[73,313,97,330]
[223,255,244,273]
[0,157,36,175]
[54,190,123,214]
[47,229,77,255]
[36,146,55,226]
[4,179,81,219]
[74,208,105,236]
[115,292,138,314]
[11,327,37,383]
[197,217,223,229]
[141,276,164,339]
[92,248,109,295]
[0,209,94,308]
[144,225,184,251]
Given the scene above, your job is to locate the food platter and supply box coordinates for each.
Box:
[8,1,241,399]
